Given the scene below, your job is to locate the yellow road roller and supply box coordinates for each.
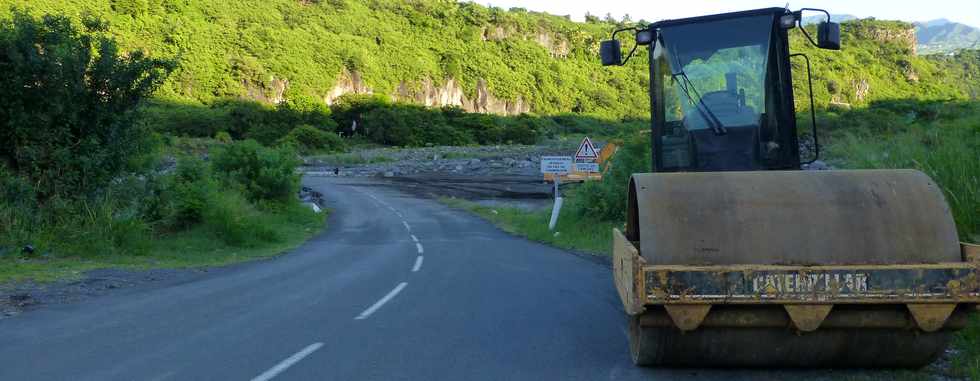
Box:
[600,7,980,367]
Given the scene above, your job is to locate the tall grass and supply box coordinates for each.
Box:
[825,104,979,242]
[440,197,617,256]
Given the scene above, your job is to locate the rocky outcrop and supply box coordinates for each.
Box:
[395,78,531,115]
[324,70,373,105]
[852,79,870,101]
[534,32,570,58]
[243,77,288,104]
[481,25,570,58]
[469,79,530,114]
[325,72,530,115]
[852,23,917,54]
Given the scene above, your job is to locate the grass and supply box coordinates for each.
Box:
[824,109,979,243]
[439,196,617,256]
[952,315,980,380]
[0,204,326,284]
[822,102,979,378]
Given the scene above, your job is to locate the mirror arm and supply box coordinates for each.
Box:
[794,8,831,48]
[610,27,641,66]
[790,53,819,164]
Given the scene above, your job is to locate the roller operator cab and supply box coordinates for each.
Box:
[601,7,980,369]
[601,7,840,172]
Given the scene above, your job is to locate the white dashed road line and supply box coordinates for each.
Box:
[412,256,424,272]
[250,342,324,381]
[410,235,418,243]
[355,282,408,320]
[415,243,424,254]
[402,221,411,231]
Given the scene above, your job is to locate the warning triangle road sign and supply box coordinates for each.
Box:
[575,137,598,160]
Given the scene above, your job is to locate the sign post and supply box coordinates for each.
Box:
[574,136,600,174]
[540,156,572,231]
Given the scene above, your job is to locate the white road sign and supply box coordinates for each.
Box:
[540,156,573,174]
[574,162,600,173]
[575,137,599,160]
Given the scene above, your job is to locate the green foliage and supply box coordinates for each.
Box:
[440,197,617,256]
[211,140,301,202]
[0,11,173,199]
[201,189,280,247]
[330,94,391,136]
[168,157,217,228]
[215,131,233,143]
[278,125,347,154]
[824,101,979,241]
[361,103,474,146]
[144,97,338,145]
[568,136,650,222]
[3,0,650,120]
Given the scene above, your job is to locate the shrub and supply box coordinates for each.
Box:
[211,140,300,202]
[278,125,347,154]
[170,157,218,227]
[215,131,233,143]
[202,190,280,246]
[569,136,650,222]
[330,94,391,136]
[360,103,475,146]
[0,11,173,200]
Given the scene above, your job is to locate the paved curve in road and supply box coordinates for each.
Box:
[0,177,855,380]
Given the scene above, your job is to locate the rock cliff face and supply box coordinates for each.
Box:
[243,77,288,104]
[324,70,373,105]
[851,23,918,54]
[325,70,530,115]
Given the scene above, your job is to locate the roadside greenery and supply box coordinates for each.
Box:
[0,13,324,283]
[439,197,616,256]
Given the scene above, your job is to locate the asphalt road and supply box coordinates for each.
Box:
[0,177,864,380]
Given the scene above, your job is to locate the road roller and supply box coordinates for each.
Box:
[600,7,980,367]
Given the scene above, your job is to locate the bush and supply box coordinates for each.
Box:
[0,12,173,200]
[569,136,650,222]
[330,94,391,136]
[278,125,347,154]
[211,140,300,202]
[215,131,233,143]
[169,157,218,227]
[202,190,280,246]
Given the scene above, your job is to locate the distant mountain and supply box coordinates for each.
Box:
[915,19,980,54]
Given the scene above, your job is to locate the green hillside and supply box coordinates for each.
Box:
[3,0,650,119]
[7,2,979,126]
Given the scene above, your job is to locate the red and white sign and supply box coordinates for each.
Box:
[575,137,598,160]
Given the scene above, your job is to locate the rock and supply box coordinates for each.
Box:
[455,165,463,171]
[383,171,395,177]
[469,158,482,165]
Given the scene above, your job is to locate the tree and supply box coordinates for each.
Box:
[0,12,173,199]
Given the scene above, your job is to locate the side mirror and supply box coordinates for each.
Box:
[818,22,841,50]
[600,40,622,66]
[635,30,654,46]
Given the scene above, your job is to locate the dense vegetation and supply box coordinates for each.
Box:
[0,13,323,281]
[4,2,978,151]
[3,0,649,120]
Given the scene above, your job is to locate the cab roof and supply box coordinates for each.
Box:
[649,7,788,29]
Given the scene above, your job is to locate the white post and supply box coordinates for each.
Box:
[548,176,562,231]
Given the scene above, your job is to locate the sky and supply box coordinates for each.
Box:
[478,0,980,28]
